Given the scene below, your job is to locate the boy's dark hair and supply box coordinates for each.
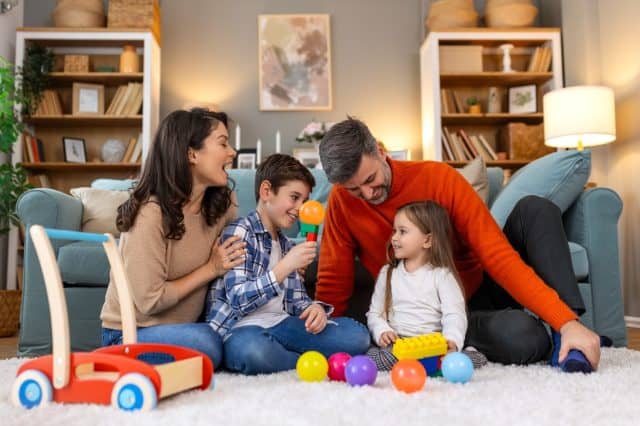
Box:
[255,154,315,201]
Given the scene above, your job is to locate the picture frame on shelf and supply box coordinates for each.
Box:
[508,84,537,114]
[72,82,104,115]
[293,147,322,169]
[62,137,87,163]
[258,14,332,111]
[387,149,409,161]
[234,148,257,169]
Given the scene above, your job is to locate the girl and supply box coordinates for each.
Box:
[366,200,487,371]
[100,108,247,369]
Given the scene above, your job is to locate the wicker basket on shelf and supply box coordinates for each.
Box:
[0,290,21,337]
[108,0,161,43]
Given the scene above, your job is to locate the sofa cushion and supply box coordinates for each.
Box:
[91,178,136,191]
[58,241,110,286]
[457,156,489,204]
[70,187,130,237]
[569,241,588,281]
[490,150,591,228]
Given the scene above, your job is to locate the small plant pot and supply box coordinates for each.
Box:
[468,104,482,114]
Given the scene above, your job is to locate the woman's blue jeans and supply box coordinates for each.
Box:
[223,316,370,375]
[102,323,224,369]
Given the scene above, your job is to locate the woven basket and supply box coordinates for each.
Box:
[108,0,161,42]
[0,290,21,337]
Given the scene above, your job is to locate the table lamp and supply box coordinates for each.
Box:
[543,86,616,151]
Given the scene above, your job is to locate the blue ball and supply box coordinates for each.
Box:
[441,352,474,383]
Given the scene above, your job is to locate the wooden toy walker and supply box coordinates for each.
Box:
[11,226,213,411]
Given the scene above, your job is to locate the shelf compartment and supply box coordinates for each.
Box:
[21,162,141,172]
[48,72,144,85]
[440,72,553,87]
[24,115,142,127]
[442,113,544,125]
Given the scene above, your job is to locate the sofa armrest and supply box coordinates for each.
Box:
[17,188,83,231]
[563,187,626,346]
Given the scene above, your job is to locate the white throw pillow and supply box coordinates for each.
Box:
[457,156,489,204]
[70,187,130,237]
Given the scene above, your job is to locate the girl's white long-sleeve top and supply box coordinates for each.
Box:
[366,261,467,351]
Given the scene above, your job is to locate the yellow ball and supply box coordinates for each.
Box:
[296,351,329,382]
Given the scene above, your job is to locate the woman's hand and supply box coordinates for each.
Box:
[379,330,398,347]
[446,340,458,352]
[209,236,247,278]
[299,303,327,334]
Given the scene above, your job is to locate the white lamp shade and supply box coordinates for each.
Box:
[543,86,616,148]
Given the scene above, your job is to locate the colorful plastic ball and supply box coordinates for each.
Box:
[327,352,352,382]
[299,200,326,225]
[391,359,427,393]
[441,352,474,384]
[345,355,377,386]
[296,351,329,382]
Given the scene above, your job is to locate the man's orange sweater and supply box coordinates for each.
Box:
[316,159,577,332]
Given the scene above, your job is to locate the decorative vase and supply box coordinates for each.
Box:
[468,104,482,114]
[119,45,139,73]
[101,139,126,162]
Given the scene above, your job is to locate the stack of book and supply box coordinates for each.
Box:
[106,82,143,116]
[440,88,468,114]
[121,133,143,163]
[441,127,498,162]
[33,90,64,116]
[21,133,45,163]
[527,47,552,72]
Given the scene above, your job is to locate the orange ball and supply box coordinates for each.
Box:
[391,359,427,393]
[299,200,325,225]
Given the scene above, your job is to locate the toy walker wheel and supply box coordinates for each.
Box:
[11,370,53,409]
[111,373,157,411]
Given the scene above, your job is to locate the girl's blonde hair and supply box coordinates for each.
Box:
[383,200,464,319]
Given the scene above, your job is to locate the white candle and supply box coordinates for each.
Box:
[275,131,281,154]
[256,139,262,164]
[235,125,241,151]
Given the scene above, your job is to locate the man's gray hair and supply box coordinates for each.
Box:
[319,117,380,183]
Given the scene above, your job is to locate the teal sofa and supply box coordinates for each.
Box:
[15,167,627,357]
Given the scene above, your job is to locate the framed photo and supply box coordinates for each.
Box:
[258,14,332,111]
[234,148,257,169]
[62,137,87,163]
[388,149,409,161]
[72,82,104,115]
[508,84,537,114]
[293,147,322,169]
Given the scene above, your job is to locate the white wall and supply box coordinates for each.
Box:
[0,1,23,290]
[562,0,640,317]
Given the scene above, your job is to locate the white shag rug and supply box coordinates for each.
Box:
[2,348,640,426]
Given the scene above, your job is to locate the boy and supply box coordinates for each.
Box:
[206,154,370,375]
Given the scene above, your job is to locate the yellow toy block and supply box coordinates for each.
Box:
[392,332,448,360]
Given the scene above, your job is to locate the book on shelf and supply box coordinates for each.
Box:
[33,90,63,116]
[527,47,552,72]
[128,133,143,163]
[106,82,143,116]
[35,174,51,188]
[442,127,499,162]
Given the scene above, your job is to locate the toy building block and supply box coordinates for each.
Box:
[392,333,448,360]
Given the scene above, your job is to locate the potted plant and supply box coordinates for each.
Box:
[466,96,482,114]
[0,56,32,337]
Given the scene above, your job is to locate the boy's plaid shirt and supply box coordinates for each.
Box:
[206,210,332,338]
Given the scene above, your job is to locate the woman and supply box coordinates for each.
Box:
[100,108,246,368]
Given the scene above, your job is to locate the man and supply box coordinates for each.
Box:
[314,117,601,372]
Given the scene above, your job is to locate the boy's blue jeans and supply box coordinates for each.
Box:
[102,323,224,369]
[223,316,371,375]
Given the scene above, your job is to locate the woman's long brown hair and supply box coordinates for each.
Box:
[117,108,234,239]
[383,200,464,319]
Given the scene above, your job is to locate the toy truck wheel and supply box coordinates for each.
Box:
[111,373,157,411]
[11,370,53,409]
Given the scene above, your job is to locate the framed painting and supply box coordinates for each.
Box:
[234,148,257,169]
[258,14,332,111]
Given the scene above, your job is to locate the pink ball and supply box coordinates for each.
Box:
[327,352,352,381]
